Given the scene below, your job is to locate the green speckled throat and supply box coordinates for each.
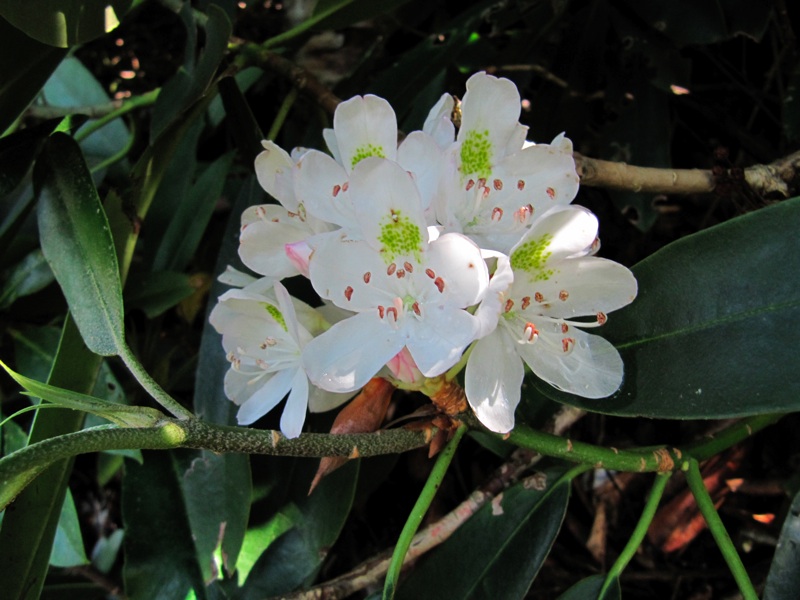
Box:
[510,233,556,281]
[377,210,423,262]
[351,143,386,168]
[261,303,288,331]
[460,129,493,179]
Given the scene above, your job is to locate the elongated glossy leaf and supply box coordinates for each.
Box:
[396,466,571,600]
[763,488,800,600]
[0,16,66,133]
[181,451,250,581]
[49,489,89,567]
[535,198,800,418]
[0,249,54,309]
[0,0,131,47]
[35,133,125,357]
[122,451,207,600]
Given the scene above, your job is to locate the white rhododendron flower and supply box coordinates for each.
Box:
[209,280,346,438]
[302,157,489,392]
[210,71,637,438]
[432,72,580,253]
[465,207,638,433]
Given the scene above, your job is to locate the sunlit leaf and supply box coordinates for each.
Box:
[35,133,125,357]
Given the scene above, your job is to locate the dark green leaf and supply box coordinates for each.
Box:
[149,6,231,142]
[0,0,131,47]
[181,451,251,581]
[536,198,800,418]
[122,451,207,600]
[396,466,571,600]
[49,489,89,568]
[124,271,196,318]
[763,488,800,600]
[0,317,101,600]
[312,0,414,31]
[557,574,621,600]
[240,460,359,598]
[35,133,125,357]
[152,151,236,272]
[0,249,54,309]
[0,17,66,134]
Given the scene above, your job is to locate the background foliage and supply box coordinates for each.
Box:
[0,0,799,599]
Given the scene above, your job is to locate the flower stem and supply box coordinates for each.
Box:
[599,472,671,596]
[118,344,195,420]
[684,458,758,600]
[382,425,468,600]
[74,89,160,143]
[261,0,357,49]
[0,419,431,512]
[267,87,298,140]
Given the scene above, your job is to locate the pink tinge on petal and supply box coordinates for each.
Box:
[285,240,312,277]
[386,347,423,384]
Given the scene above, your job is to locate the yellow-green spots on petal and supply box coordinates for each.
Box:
[511,233,555,280]
[351,144,386,168]
[460,129,492,179]
[261,302,288,331]
[378,210,423,262]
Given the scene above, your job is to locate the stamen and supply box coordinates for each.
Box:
[546,187,556,200]
[434,277,445,293]
[396,269,406,278]
[562,337,575,353]
[386,306,398,321]
[342,181,349,192]
[378,305,385,318]
[425,268,436,279]
[521,296,531,310]
[559,290,569,301]
[493,179,503,191]
[404,261,414,273]
[597,312,607,325]
[482,186,490,199]
[561,323,569,334]
[412,301,421,316]
[363,272,371,284]
[491,207,503,221]
[504,299,514,313]
[344,286,354,301]
[478,177,487,188]
[514,204,534,223]
[256,206,267,219]
[387,263,397,276]
[332,184,341,197]
[517,179,525,190]
[534,292,544,303]
[466,179,475,191]
[523,322,539,342]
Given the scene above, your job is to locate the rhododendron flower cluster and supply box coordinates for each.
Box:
[210,72,637,437]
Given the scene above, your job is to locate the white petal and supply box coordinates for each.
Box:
[516,323,624,398]
[274,281,304,346]
[426,233,489,307]
[458,72,522,171]
[465,330,523,433]
[235,367,295,425]
[397,131,444,212]
[239,210,313,278]
[349,157,428,260]
[294,150,354,228]
[521,257,638,320]
[333,95,398,171]
[302,311,403,392]
[474,251,514,339]
[307,384,353,413]
[422,92,456,149]
[217,266,258,288]
[406,307,478,377]
[255,141,298,211]
[280,369,309,438]
[505,124,529,155]
[322,128,342,164]
[308,234,394,310]
[509,206,599,277]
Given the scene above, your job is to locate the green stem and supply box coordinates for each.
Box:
[90,123,137,174]
[267,87,298,140]
[683,413,783,461]
[118,344,195,420]
[382,425,468,600]
[261,0,357,49]
[600,472,671,596]
[684,458,758,600]
[0,419,431,511]
[74,89,159,143]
